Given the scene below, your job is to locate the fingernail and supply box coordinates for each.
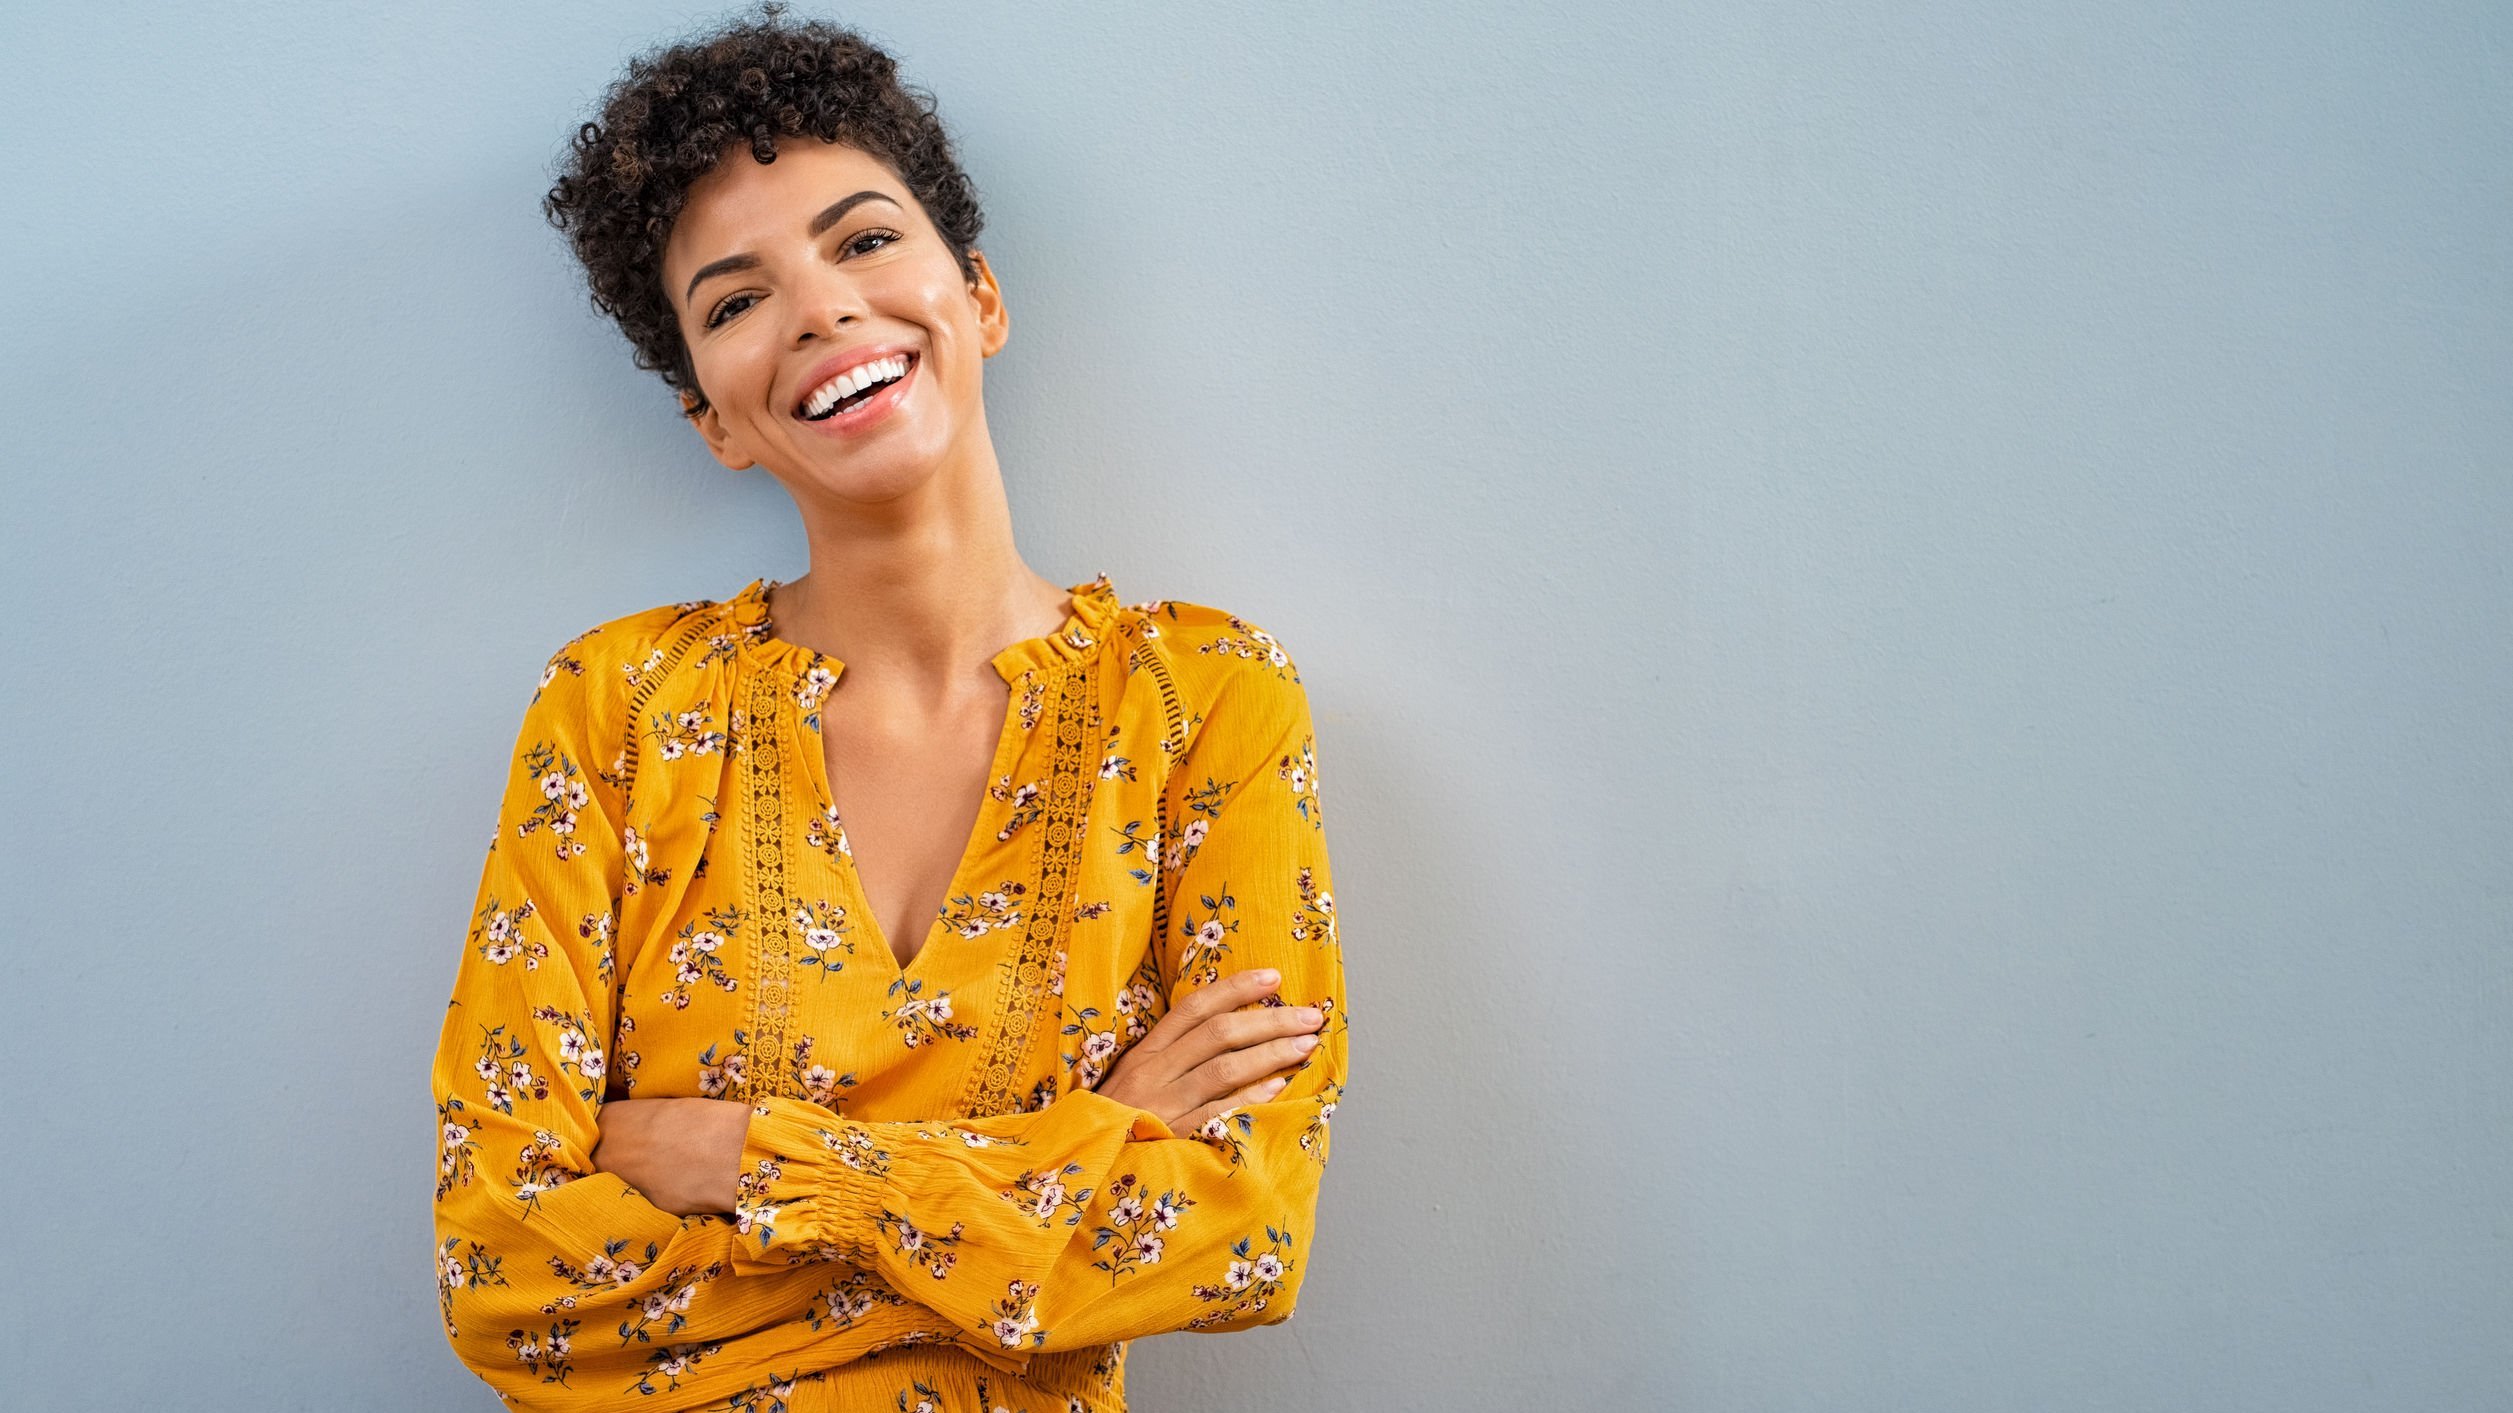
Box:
[1294,1033,1320,1051]
[1256,969,1280,985]
[1263,1076,1289,1093]
[1298,1007,1323,1023]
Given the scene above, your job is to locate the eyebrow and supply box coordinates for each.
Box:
[681,190,906,307]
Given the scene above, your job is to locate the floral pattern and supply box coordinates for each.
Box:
[1292,864,1336,948]
[645,704,728,761]
[627,1338,725,1398]
[805,804,852,863]
[506,1316,580,1387]
[1108,819,1162,886]
[875,1209,965,1280]
[1279,733,1323,827]
[987,1279,1045,1349]
[989,775,1045,840]
[659,907,744,1011]
[473,896,546,969]
[621,824,669,896]
[1192,614,1298,679]
[791,898,855,976]
[937,881,1026,940]
[999,1162,1095,1229]
[788,1034,854,1108]
[1300,1079,1342,1163]
[1193,1107,1255,1171]
[1058,963,1161,1091]
[804,1269,909,1334]
[1174,883,1241,987]
[472,1023,550,1113]
[534,1005,605,1100]
[1185,1224,1298,1328]
[504,1127,575,1224]
[435,1098,477,1201]
[436,1235,506,1338]
[1089,1173,1194,1285]
[433,580,1346,1411]
[885,976,979,1048]
[696,1030,748,1098]
[813,1120,894,1177]
[515,742,592,861]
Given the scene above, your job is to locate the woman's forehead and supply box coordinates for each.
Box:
[666,140,910,264]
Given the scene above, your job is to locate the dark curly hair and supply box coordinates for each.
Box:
[543,3,987,416]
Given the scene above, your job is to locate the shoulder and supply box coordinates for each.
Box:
[1128,596,1303,684]
[1123,596,1314,753]
[522,593,731,719]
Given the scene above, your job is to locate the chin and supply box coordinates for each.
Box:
[779,443,945,505]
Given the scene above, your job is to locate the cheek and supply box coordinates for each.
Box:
[878,265,976,337]
[690,331,781,412]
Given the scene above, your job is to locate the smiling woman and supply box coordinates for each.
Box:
[659,140,1002,499]
[429,6,1349,1413]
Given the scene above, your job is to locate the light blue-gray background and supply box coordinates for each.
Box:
[2,1,2505,1408]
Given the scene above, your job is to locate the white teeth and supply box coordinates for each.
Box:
[803,355,910,417]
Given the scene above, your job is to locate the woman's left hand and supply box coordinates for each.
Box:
[590,1097,750,1215]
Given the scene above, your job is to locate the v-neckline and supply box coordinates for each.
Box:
[797,683,1026,981]
[730,573,1120,983]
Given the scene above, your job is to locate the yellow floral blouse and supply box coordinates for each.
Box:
[429,573,1347,1412]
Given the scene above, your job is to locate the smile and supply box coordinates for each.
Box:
[795,351,918,423]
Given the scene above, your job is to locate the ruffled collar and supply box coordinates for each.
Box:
[721,572,1121,687]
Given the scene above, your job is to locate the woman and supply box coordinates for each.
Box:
[429,9,1349,1411]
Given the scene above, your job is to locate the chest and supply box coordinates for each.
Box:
[606,648,1171,1117]
[818,685,1013,971]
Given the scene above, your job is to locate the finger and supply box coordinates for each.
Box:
[1139,967,1280,1054]
[1097,991,1279,1105]
[1176,966,1281,1023]
[1185,1031,1321,1101]
[1164,1001,1323,1075]
[1174,1073,1291,1137]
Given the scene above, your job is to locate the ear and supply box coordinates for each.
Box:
[681,388,756,471]
[967,249,1011,358]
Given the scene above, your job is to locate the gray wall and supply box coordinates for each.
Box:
[3,1,2505,1407]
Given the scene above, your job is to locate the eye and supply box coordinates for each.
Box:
[701,230,902,330]
[843,227,903,257]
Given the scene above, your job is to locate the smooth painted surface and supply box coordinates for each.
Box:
[2,2,2506,1407]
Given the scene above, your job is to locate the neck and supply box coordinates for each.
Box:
[768,434,1068,698]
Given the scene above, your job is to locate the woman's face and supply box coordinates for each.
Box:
[659,138,1007,501]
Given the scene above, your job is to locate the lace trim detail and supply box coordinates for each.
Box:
[740,665,800,1100]
[957,655,1107,1118]
[1129,636,1189,969]
[615,610,728,815]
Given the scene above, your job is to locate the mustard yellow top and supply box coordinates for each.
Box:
[430,574,1347,1412]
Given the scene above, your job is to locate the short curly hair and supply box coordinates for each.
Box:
[543,2,987,416]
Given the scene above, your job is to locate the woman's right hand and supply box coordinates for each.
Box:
[1093,966,1327,1135]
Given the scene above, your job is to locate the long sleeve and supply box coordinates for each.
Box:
[430,627,1003,1409]
[729,647,1349,1363]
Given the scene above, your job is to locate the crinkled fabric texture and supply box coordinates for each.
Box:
[430,574,1347,1412]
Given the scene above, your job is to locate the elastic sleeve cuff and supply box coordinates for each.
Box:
[728,1095,889,1273]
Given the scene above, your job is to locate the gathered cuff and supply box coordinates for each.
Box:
[726,1088,1179,1365]
[729,1095,891,1273]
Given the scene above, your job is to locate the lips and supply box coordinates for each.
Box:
[790,345,920,420]
[791,354,922,438]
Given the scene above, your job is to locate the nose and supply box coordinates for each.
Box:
[788,265,868,347]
